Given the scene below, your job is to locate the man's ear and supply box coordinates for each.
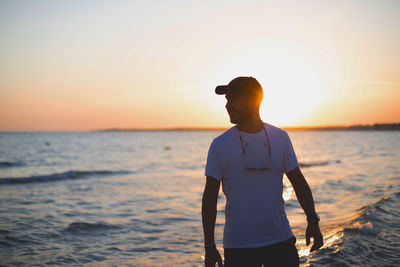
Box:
[250,94,262,108]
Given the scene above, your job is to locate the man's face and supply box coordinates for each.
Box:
[225,92,253,124]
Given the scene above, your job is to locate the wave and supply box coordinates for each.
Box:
[307,191,400,266]
[0,161,24,168]
[344,192,400,233]
[0,170,131,184]
[299,160,341,168]
[64,222,121,235]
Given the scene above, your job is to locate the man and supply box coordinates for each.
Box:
[202,77,323,267]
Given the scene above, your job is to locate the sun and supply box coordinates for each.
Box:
[258,52,327,127]
[212,42,328,127]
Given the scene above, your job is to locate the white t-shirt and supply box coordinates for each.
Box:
[205,122,299,248]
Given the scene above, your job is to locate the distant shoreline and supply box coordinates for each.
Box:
[2,123,399,133]
[98,123,400,132]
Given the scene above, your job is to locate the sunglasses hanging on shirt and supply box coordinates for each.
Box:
[236,126,272,171]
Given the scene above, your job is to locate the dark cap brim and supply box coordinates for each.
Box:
[215,85,230,95]
[215,76,263,96]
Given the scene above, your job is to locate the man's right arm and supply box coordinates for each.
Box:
[202,175,223,266]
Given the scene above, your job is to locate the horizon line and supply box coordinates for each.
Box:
[1,122,399,132]
[0,122,400,133]
[97,122,400,132]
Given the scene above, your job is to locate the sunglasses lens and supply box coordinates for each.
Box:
[244,141,270,170]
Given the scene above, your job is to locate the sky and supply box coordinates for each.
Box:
[0,0,399,131]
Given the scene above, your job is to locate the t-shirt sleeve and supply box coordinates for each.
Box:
[283,132,299,174]
[205,139,223,181]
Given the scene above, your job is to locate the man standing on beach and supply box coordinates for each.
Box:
[202,77,323,267]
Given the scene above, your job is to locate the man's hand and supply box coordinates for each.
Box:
[306,221,323,252]
[205,247,223,267]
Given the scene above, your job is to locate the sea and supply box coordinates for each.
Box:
[0,130,399,266]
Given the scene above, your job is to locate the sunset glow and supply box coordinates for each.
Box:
[0,0,399,131]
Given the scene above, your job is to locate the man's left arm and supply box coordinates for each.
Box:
[286,166,324,252]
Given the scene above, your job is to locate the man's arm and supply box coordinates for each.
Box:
[202,176,222,266]
[286,166,323,252]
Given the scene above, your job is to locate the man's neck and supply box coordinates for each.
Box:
[236,115,264,134]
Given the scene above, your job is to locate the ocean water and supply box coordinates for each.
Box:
[0,130,399,266]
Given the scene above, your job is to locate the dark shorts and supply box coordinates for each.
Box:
[224,236,299,267]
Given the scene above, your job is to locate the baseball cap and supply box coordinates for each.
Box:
[215,76,263,96]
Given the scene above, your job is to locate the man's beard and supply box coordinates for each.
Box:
[229,110,250,124]
[230,116,239,124]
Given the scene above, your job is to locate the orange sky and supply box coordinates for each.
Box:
[0,0,399,131]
